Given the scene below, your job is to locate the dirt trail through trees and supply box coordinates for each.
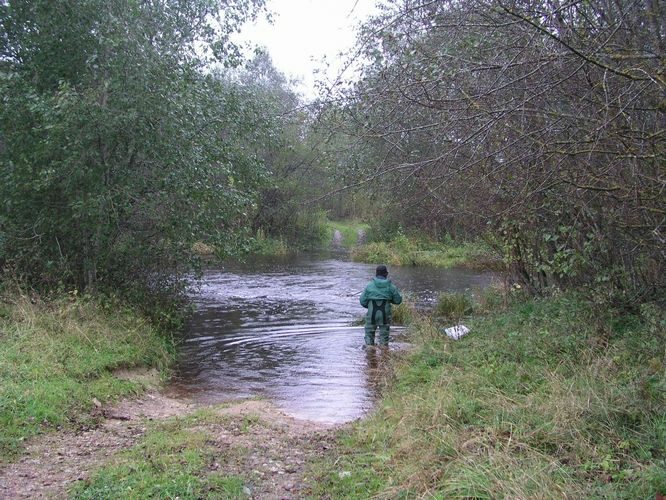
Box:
[0,393,338,499]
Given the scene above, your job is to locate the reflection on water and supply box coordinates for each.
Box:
[168,255,493,423]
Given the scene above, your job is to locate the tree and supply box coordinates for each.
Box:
[325,0,664,304]
[0,0,267,303]
[223,49,335,248]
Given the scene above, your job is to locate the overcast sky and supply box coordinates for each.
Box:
[236,0,380,99]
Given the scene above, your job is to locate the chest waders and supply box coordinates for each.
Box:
[365,299,391,346]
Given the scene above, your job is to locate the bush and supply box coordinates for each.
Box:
[291,210,330,249]
[247,229,289,257]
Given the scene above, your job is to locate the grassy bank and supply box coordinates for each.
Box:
[308,293,666,498]
[245,229,290,257]
[351,232,500,269]
[0,295,174,462]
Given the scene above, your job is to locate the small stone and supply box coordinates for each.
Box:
[92,398,102,408]
[107,413,131,421]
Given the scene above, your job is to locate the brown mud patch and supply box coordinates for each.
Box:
[0,393,338,499]
[112,366,162,386]
[196,400,338,499]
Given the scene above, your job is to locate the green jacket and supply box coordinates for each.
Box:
[360,277,403,318]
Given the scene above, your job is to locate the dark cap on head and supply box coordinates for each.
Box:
[375,265,388,277]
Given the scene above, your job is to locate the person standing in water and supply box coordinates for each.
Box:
[360,265,403,346]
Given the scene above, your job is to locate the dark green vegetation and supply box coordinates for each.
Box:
[326,0,664,307]
[3,0,662,308]
[0,295,172,462]
[1,0,664,496]
[0,0,331,312]
[309,293,666,498]
[0,0,269,313]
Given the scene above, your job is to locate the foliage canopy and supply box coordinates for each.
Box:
[325,0,665,305]
[0,0,268,302]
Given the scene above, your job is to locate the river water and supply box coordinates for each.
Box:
[168,254,494,423]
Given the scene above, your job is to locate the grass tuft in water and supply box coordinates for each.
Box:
[391,295,416,326]
[434,291,475,321]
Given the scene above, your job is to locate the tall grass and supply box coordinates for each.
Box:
[248,228,289,256]
[351,233,500,269]
[308,294,666,498]
[0,295,173,462]
[391,297,416,326]
[434,291,475,321]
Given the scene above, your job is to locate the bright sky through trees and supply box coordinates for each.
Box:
[236,0,379,99]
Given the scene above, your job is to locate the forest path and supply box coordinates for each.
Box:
[0,391,339,499]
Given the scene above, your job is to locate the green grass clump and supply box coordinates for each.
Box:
[307,294,666,498]
[71,411,247,499]
[351,233,499,269]
[391,296,416,326]
[351,241,403,265]
[247,229,290,257]
[0,295,173,462]
[434,291,475,321]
